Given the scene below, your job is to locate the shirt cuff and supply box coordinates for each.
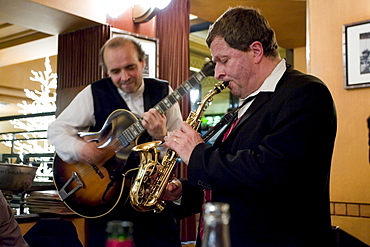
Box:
[172,196,182,205]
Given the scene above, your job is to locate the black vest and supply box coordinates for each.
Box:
[89,77,169,132]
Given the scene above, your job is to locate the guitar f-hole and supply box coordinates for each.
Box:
[58,171,84,201]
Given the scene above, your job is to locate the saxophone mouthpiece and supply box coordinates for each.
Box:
[214,81,230,93]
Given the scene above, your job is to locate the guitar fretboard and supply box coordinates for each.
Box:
[117,70,207,147]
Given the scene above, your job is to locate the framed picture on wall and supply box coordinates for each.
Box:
[111,28,158,78]
[343,20,370,89]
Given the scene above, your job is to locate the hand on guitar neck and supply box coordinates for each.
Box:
[141,108,167,141]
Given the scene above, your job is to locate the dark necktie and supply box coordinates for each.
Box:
[222,95,257,142]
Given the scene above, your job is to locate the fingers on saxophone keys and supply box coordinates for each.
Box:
[170,179,180,188]
[164,134,178,145]
[167,134,178,143]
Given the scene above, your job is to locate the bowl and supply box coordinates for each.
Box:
[0,163,38,194]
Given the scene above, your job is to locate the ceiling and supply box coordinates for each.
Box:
[0,0,306,113]
[189,0,306,50]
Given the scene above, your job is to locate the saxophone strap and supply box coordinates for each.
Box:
[231,94,258,121]
[202,94,257,142]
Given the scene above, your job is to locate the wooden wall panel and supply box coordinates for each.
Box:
[308,0,370,244]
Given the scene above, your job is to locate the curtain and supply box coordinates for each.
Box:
[56,24,110,115]
[156,0,197,243]
[156,0,190,120]
[57,25,110,89]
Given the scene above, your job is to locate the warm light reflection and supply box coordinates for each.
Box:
[107,0,172,18]
[107,0,134,18]
[189,14,198,20]
[138,0,172,10]
[190,89,200,104]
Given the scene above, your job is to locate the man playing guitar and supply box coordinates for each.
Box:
[48,35,201,247]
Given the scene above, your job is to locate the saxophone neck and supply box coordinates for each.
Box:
[186,81,229,128]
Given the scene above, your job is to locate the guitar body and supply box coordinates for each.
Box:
[53,109,146,218]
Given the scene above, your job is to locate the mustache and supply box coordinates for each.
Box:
[119,78,134,85]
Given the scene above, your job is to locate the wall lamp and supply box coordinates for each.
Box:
[132,0,172,23]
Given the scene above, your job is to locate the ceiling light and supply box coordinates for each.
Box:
[132,5,159,23]
[132,0,172,23]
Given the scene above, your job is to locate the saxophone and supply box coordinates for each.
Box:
[129,80,229,213]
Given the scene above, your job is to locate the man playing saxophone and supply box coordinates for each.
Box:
[164,6,337,247]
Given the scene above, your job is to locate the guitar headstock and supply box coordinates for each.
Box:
[201,61,216,77]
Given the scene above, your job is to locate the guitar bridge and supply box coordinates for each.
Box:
[58,171,83,201]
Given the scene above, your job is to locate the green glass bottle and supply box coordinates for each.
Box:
[105,220,134,247]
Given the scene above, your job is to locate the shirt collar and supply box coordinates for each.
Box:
[257,59,286,93]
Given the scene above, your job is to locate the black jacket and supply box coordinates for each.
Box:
[189,66,337,247]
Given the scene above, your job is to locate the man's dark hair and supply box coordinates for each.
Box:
[206,6,279,58]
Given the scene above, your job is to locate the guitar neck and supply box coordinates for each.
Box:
[118,70,208,147]
[153,70,207,114]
